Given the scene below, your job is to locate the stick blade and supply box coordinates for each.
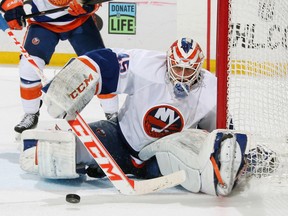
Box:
[133,170,186,195]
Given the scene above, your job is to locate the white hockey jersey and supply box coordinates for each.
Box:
[110,48,217,152]
[25,0,100,32]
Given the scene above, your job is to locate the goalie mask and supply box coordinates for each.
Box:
[167,38,204,98]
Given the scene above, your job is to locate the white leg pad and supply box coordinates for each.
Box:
[139,129,250,196]
[156,152,201,193]
[139,129,208,193]
[20,130,79,179]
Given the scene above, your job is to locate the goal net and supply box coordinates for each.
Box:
[216,0,288,182]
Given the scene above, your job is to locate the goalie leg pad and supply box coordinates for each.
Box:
[20,130,79,179]
[199,130,250,196]
[139,129,209,193]
[155,152,201,193]
[43,56,101,118]
[139,129,250,196]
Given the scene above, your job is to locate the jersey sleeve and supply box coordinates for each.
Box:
[196,70,217,132]
[85,48,120,94]
[111,48,167,94]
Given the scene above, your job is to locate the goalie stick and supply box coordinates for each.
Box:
[0,14,186,195]
[69,113,186,195]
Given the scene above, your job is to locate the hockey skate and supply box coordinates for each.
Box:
[14,111,40,134]
[15,100,42,135]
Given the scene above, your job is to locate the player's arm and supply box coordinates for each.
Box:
[0,0,26,30]
[139,129,250,196]
[68,0,101,16]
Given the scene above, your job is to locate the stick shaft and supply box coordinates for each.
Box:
[0,14,48,84]
[24,7,68,19]
[23,0,112,19]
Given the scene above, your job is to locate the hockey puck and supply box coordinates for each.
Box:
[66,194,81,204]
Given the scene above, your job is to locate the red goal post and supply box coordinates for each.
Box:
[216,0,229,129]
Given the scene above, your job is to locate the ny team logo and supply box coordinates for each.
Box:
[143,105,184,138]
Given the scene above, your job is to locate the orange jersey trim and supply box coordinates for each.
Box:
[77,57,101,95]
[78,57,96,71]
[27,15,91,33]
[20,84,43,100]
[97,94,117,99]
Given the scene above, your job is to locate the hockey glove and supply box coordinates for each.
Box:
[68,0,101,16]
[0,0,26,30]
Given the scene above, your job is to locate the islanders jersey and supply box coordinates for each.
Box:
[85,48,217,152]
[26,0,100,32]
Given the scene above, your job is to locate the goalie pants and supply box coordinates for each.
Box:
[80,118,161,179]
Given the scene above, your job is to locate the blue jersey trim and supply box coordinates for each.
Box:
[85,49,120,94]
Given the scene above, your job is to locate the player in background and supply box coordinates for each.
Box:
[18,37,263,196]
[0,0,119,134]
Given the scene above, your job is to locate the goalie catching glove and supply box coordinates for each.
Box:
[139,129,250,196]
[43,56,101,119]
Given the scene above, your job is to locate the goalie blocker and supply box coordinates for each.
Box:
[20,128,250,196]
[42,56,102,119]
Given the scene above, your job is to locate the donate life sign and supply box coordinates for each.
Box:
[108,2,137,34]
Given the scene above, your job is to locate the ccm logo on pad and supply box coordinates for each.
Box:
[69,74,94,99]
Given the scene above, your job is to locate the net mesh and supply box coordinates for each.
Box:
[227,0,288,182]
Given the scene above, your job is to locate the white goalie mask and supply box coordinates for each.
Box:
[167,38,205,98]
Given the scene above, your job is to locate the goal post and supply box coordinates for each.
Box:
[216,0,229,129]
[216,0,288,180]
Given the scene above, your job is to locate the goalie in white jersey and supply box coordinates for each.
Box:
[20,38,257,196]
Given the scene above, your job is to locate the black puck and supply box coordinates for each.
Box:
[66,194,81,204]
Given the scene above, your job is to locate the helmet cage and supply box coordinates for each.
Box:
[167,38,204,90]
[168,58,203,87]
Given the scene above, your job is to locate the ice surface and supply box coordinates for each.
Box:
[1,66,288,216]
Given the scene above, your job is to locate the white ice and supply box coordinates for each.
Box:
[1,66,288,216]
